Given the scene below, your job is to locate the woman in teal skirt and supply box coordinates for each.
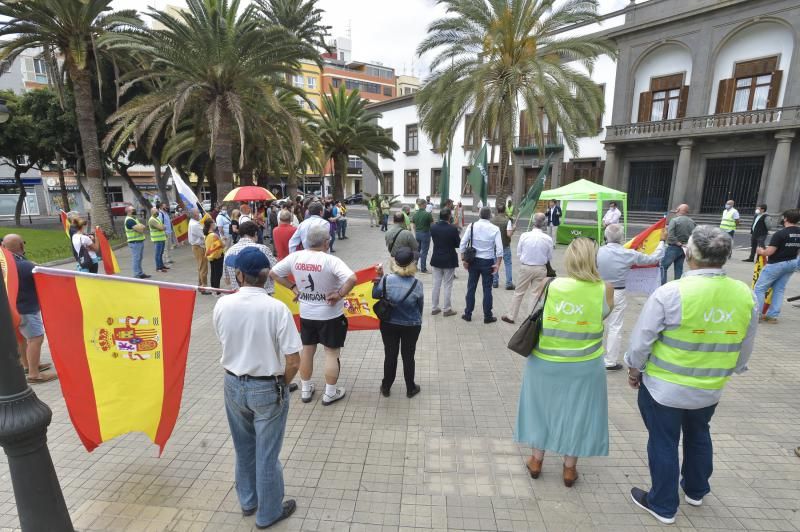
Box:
[515,237,614,487]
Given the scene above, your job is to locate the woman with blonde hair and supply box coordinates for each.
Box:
[372,247,424,399]
[72,218,99,273]
[515,237,614,487]
[230,209,241,245]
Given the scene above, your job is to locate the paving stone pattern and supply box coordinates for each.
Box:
[1,217,799,531]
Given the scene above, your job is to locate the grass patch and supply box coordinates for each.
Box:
[0,227,124,264]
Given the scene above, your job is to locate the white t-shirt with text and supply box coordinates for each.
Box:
[272,250,355,320]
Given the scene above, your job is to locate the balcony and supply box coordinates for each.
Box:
[606,106,800,143]
[512,132,564,154]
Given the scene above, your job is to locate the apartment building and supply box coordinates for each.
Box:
[321,60,396,103]
[396,75,421,96]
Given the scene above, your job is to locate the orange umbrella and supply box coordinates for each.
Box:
[222,186,276,202]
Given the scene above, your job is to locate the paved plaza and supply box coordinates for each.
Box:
[1,216,800,532]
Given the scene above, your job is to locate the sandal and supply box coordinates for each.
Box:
[27,373,58,384]
[23,363,52,375]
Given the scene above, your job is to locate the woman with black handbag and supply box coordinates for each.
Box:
[515,237,614,487]
[372,247,424,398]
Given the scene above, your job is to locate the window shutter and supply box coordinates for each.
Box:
[715,79,735,114]
[637,91,653,122]
[677,85,689,118]
[519,110,528,143]
[767,70,783,108]
[563,162,575,185]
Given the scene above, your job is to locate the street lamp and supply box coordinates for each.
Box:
[0,103,73,530]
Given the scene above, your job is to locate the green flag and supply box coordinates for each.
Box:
[467,143,489,206]
[517,155,553,225]
[439,152,450,208]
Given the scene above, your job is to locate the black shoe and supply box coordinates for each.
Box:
[630,487,675,524]
[255,499,297,529]
[742,258,754,262]
[137,274,151,279]
[288,383,298,392]
[406,384,420,398]
[605,364,624,371]
[484,317,497,324]
[492,282,499,289]
[505,284,515,290]
[380,385,390,397]
[461,314,471,322]
[242,507,257,517]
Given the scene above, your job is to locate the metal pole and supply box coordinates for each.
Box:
[0,272,73,531]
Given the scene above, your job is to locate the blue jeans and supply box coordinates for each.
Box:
[337,218,348,239]
[754,259,798,318]
[329,225,336,252]
[415,231,431,271]
[465,258,495,318]
[224,373,289,528]
[128,241,144,277]
[381,214,389,231]
[661,244,685,285]
[153,241,165,270]
[638,383,717,519]
[493,246,513,286]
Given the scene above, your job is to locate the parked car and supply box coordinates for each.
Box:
[110,202,132,217]
[344,193,364,205]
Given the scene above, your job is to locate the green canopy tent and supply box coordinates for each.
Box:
[539,179,627,245]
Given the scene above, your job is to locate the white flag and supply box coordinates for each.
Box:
[169,166,201,212]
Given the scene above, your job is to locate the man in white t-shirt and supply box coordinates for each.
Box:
[603,202,622,227]
[270,225,357,406]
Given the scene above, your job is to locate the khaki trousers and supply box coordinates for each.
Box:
[192,245,208,287]
[506,264,547,322]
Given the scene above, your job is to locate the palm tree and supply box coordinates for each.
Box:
[256,0,332,52]
[317,86,398,200]
[0,0,141,232]
[105,0,315,201]
[417,0,617,205]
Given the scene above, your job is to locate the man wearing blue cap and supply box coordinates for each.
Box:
[213,247,301,528]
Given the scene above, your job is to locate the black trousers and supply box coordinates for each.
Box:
[209,256,224,289]
[379,322,421,391]
[748,233,767,260]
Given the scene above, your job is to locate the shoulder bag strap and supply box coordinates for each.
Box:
[381,275,388,301]
[469,223,474,247]
[397,279,418,304]
[528,278,554,318]
[389,229,403,253]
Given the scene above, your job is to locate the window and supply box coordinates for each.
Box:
[462,167,472,195]
[0,60,11,73]
[331,78,381,94]
[306,76,317,89]
[33,58,46,75]
[292,74,304,88]
[295,95,306,109]
[464,113,479,148]
[331,77,342,88]
[106,186,124,203]
[717,56,782,114]
[383,86,392,97]
[486,164,510,197]
[365,65,394,79]
[431,168,442,195]
[404,170,418,195]
[382,172,394,194]
[405,124,418,154]
[637,73,687,123]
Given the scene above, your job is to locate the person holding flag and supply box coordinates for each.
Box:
[597,223,665,370]
[124,205,149,279]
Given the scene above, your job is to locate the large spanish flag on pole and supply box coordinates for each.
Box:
[95,227,120,275]
[33,267,196,454]
[0,247,20,330]
[274,267,380,331]
[59,210,71,238]
[624,217,666,254]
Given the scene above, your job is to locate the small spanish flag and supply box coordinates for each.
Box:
[33,267,196,454]
[274,267,380,331]
[0,246,20,330]
[59,210,71,238]
[95,226,120,275]
[625,217,666,255]
[172,214,189,243]
[752,255,773,313]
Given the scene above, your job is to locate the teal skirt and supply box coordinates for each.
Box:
[515,355,609,457]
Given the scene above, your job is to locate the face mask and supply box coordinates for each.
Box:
[725,204,732,210]
[755,209,761,215]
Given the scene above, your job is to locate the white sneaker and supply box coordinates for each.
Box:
[321,387,346,406]
[301,383,315,403]
[684,494,703,507]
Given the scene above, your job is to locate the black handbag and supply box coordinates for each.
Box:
[373,276,418,321]
[77,242,93,270]
[507,278,554,357]
[462,224,476,263]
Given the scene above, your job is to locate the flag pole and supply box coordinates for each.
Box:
[32,266,236,294]
[0,272,74,531]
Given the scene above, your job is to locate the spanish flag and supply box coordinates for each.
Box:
[0,247,19,330]
[752,255,773,312]
[59,210,71,238]
[33,267,196,454]
[274,267,380,331]
[625,217,666,254]
[172,214,189,243]
[95,227,120,275]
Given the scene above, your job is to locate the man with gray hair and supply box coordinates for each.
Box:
[288,201,330,253]
[596,223,665,370]
[459,206,503,323]
[271,225,357,406]
[625,226,757,525]
[501,213,552,324]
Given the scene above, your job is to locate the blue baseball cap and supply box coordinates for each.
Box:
[228,247,270,276]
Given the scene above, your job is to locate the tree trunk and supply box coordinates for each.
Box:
[13,166,27,226]
[69,64,112,233]
[213,112,234,201]
[153,158,169,206]
[72,145,90,201]
[116,163,152,211]
[56,152,70,211]
[286,169,299,199]
[496,142,512,210]
[334,154,347,201]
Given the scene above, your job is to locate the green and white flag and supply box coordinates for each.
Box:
[467,143,489,206]
[518,155,553,228]
[439,152,450,209]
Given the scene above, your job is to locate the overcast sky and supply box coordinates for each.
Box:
[111,0,633,77]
